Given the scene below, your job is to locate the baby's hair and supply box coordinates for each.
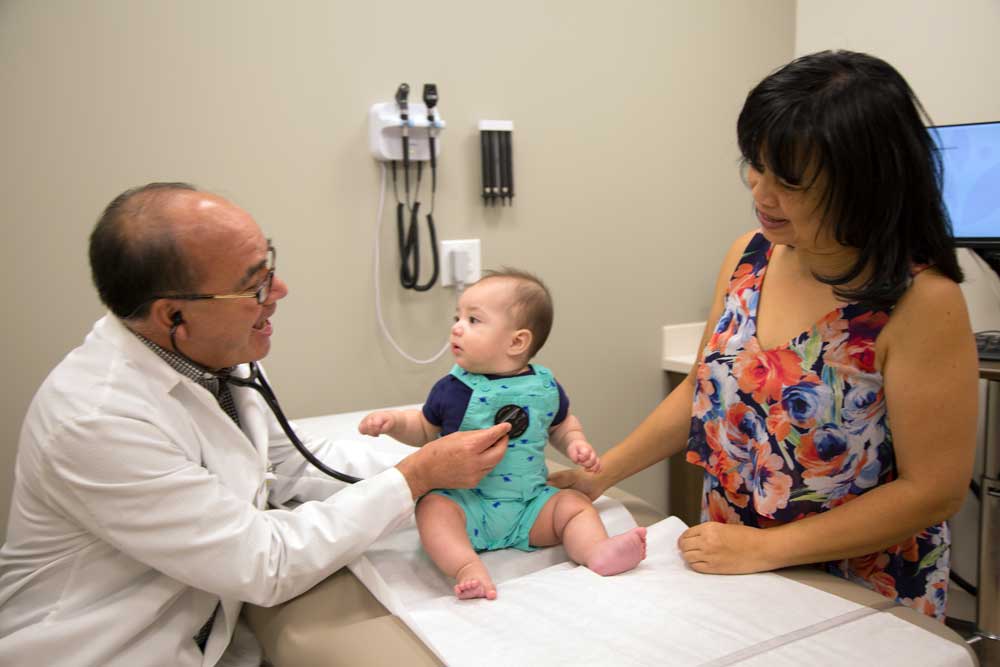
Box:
[478,267,553,359]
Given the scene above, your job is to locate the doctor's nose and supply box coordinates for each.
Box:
[267,275,289,303]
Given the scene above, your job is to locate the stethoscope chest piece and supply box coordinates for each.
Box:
[494,404,529,438]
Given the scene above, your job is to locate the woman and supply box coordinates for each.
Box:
[552,50,978,619]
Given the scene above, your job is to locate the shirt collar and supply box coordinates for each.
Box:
[130,330,229,394]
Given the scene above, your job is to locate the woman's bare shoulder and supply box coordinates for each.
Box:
[893,268,967,321]
[881,268,974,361]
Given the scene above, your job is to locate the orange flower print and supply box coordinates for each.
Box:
[796,425,852,480]
[749,442,792,517]
[816,309,848,349]
[722,403,767,453]
[849,551,889,579]
[733,348,803,404]
[686,234,949,620]
[823,311,889,373]
[868,570,898,600]
[887,536,920,563]
[707,489,742,524]
[765,403,792,442]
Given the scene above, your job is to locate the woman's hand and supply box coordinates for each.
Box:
[676,522,778,574]
[548,467,608,501]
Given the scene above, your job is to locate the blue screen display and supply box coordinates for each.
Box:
[931,121,1000,245]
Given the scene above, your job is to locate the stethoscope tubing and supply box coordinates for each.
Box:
[229,364,362,484]
[168,325,361,484]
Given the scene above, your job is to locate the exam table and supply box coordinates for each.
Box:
[244,410,977,666]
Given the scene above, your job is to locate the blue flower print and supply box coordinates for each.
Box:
[781,382,832,427]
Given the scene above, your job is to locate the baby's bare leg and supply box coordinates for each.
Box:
[529,489,647,576]
[416,494,497,600]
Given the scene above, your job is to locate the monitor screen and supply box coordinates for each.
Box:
[930,121,1000,249]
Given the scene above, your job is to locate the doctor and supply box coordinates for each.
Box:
[0,182,510,666]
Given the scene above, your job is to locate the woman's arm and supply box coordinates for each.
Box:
[678,270,979,573]
[550,231,757,499]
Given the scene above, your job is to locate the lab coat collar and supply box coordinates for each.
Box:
[98,315,268,460]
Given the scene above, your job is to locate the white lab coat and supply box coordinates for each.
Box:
[0,315,415,666]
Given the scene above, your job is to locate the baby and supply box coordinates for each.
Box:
[360,268,647,600]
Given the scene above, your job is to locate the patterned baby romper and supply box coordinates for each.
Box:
[685,232,950,619]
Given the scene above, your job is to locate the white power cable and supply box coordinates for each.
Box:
[373,161,453,364]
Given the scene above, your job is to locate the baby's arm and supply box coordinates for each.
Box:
[358,409,439,447]
[549,414,601,473]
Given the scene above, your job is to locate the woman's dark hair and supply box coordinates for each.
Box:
[737,50,962,308]
[89,182,199,319]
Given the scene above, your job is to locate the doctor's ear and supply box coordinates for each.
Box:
[147,300,186,336]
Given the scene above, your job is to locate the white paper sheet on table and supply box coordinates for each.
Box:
[350,516,973,667]
[294,411,971,667]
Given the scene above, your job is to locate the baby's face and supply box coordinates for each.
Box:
[450,278,522,374]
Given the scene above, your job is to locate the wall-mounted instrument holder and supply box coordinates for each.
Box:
[479,120,513,206]
[368,101,445,162]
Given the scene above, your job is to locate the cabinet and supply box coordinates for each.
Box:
[977,364,1000,640]
[660,323,705,527]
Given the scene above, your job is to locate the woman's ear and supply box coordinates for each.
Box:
[509,328,533,358]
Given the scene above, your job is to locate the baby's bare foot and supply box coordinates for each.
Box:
[454,562,497,600]
[587,526,648,576]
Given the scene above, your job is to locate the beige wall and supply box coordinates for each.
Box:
[796,0,1000,124]
[0,0,796,538]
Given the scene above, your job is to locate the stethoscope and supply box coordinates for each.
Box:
[170,316,362,484]
[225,361,363,484]
[168,316,531,485]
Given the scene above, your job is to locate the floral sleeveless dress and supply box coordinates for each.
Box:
[685,233,950,619]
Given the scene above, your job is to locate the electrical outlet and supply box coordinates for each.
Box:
[439,239,481,287]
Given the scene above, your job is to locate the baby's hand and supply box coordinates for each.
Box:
[358,411,395,437]
[567,440,601,473]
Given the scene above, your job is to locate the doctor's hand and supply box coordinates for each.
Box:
[396,423,511,500]
[676,522,775,575]
[358,411,396,436]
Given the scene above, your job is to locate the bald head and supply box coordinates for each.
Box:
[89,182,205,319]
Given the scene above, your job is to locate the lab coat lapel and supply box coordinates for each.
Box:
[176,384,260,487]
[228,368,271,466]
[99,316,258,663]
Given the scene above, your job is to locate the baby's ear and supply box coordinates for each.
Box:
[508,328,533,358]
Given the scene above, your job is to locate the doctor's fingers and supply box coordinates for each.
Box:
[468,422,512,452]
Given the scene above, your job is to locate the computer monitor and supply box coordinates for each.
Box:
[930,120,1000,250]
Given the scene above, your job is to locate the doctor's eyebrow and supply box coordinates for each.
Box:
[234,257,268,290]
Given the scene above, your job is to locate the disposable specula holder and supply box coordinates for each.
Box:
[478,120,514,206]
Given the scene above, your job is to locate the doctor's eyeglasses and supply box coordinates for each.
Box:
[157,241,276,305]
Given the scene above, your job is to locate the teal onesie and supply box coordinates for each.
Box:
[430,364,562,552]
